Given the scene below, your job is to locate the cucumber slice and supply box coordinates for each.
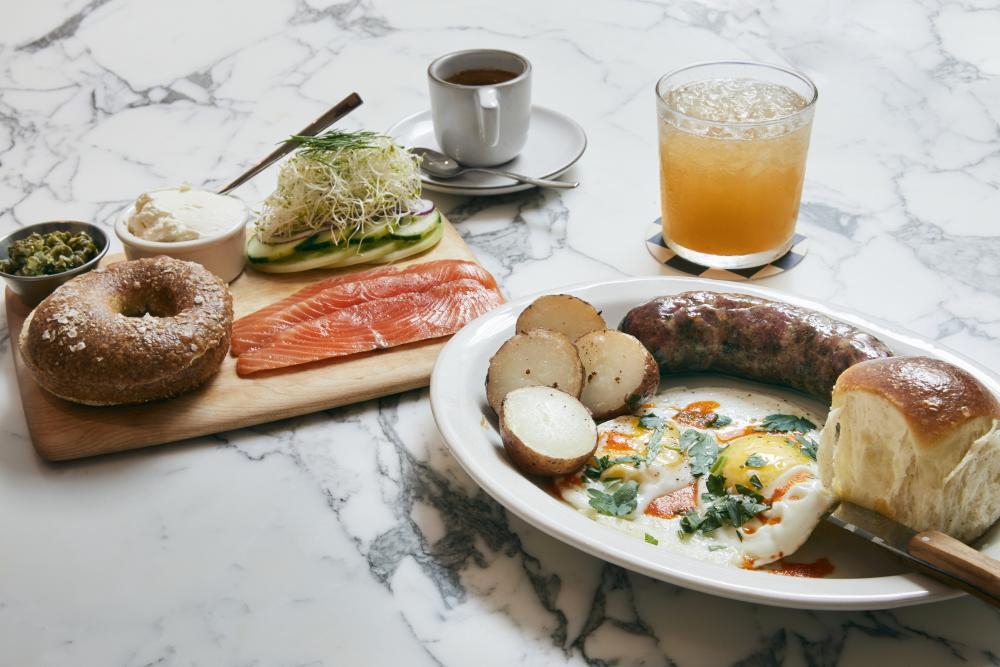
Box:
[246,234,301,264]
[250,237,403,274]
[293,232,335,253]
[297,220,395,251]
[327,237,401,268]
[249,211,438,263]
[250,245,358,273]
[372,221,444,264]
[249,213,444,273]
[390,211,441,241]
[351,220,395,245]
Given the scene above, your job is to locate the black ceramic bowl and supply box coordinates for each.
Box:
[0,221,110,307]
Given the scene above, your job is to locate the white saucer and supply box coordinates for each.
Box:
[387,106,587,196]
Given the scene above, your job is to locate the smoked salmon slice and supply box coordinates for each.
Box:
[236,278,503,376]
[232,260,498,355]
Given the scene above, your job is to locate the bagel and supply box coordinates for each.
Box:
[19,256,232,406]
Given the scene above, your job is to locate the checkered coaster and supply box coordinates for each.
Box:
[645,220,808,281]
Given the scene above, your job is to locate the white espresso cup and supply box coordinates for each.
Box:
[427,49,532,167]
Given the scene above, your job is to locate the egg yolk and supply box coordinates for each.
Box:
[720,434,812,490]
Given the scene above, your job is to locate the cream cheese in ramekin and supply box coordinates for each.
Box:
[125,185,245,242]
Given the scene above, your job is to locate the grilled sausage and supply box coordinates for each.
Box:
[619,291,893,400]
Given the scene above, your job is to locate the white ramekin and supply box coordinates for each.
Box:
[114,196,249,283]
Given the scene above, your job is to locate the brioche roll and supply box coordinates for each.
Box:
[819,356,1000,542]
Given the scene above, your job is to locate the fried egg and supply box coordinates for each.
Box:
[556,386,835,571]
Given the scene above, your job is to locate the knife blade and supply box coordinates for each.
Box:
[825,501,1000,606]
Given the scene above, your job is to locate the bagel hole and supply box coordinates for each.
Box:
[119,288,180,318]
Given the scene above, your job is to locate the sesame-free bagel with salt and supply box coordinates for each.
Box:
[19,256,232,406]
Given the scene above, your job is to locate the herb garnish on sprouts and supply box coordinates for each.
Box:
[289,129,382,154]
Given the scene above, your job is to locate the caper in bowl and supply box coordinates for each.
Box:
[0,221,109,306]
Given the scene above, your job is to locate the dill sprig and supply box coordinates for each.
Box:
[288,129,382,156]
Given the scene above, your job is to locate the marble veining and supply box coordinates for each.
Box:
[3,0,1000,665]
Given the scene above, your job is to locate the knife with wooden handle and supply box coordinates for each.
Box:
[826,501,1000,606]
[217,92,364,195]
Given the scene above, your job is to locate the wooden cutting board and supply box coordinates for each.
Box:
[6,218,485,461]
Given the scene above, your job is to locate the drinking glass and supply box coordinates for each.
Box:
[656,61,817,269]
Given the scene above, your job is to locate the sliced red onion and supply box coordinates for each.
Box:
[411,199,435,216]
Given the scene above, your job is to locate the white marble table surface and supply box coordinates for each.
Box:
[3,0,1000,664]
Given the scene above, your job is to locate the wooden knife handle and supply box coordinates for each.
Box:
[217,92,363,195]
[908,530,1000,607]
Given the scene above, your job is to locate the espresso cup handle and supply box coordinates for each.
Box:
[476,87,500,147]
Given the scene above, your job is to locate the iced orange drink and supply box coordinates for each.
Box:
[656,62,817,268]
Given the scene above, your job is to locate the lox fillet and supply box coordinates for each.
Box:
[236,278,503,376]
[232,260,498,355]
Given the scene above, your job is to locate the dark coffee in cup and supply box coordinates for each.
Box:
[445,68,519,86]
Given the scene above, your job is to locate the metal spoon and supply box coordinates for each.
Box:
[218,92,363,195]
[412,148,578,190]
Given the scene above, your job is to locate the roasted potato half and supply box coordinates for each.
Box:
[485,329,584,415]
[576,330,659,420]
[499,386,598,477]
[515,294,606,341]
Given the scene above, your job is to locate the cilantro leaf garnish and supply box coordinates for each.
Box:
[749,473,763,489]
[795,434,819,461]
[707,414,733,428]
[644,423,665,465]
[682,494,767,534]
[745,453,766,468]
[587,479,638,517]
[638,414,661,429]
[679,508,711,534]
[601,476,625,491]
[759,413,816,433]
[708,544,728,552]
[678,469,770,537]
[738,495,768,519]
[722,496,744,527]
[584,454,643,480]
[644,533,659,545]
[735,484,765,502]
[639,413,682,459]
[706,473,726,496]
[681,429,718,477]
[583,456,609,480]
[617,455,645,467]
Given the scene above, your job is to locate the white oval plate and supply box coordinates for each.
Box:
[429,276,1000,610]
[387,106,586,195]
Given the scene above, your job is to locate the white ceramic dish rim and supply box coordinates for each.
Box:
[113,193,250,252]
[387,105,587,194]
[429,275,1000,610]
